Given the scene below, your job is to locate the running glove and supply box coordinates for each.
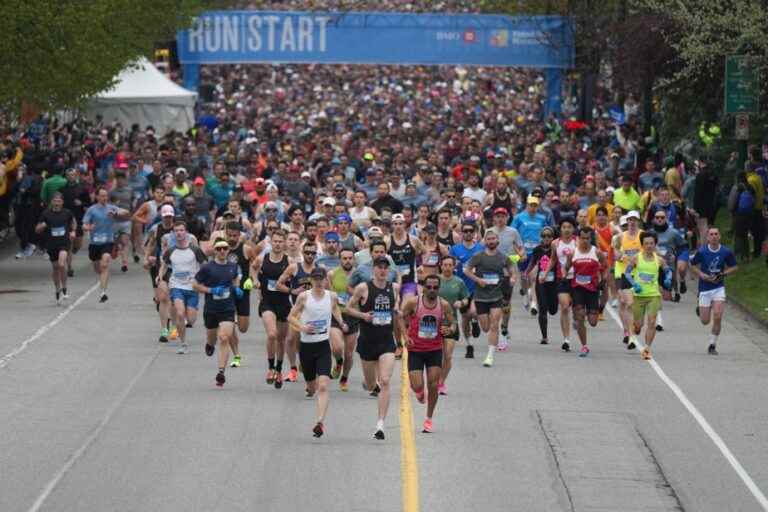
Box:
[210,286,227,297]
[242,277,254,290]
[632,283,643,294]
[233,287,244,299]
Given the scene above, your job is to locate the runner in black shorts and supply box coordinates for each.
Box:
[527,227,559,344]
[193,238,241,388]
[35,192,76,305]
[224,221,257,368]
[347,256,400,439]
[144,205,176,342]
[328,248,360,391]
[544,218,578,352]
[252,229,292,389]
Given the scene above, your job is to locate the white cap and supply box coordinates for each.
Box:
[322,197,336,206]
[160,205,175,217]
[625,210,641,220]
[391,213,405,222]
[301,171,311,178]
[175,167,188,176]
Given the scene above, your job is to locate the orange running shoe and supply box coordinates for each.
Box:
[285,368,298,382]
[422,418,433,433]
[266,369,276,384]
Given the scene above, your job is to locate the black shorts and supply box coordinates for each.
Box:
[258,299,291,322]
[408,349,443,371]
[149,265,170,289]
[475,299,503,316]
[75,224,84,238]
[88,243,114,262]
[331,313,359,334]
[47,246,67,262]
[459,294,474,314]
[556,279,572,295]
[357,334,396,361]
[299,340,332,382]
[235,290,250,318]
[501,279,513,305]
[572,287,600,313]
[204,310,235,329]
[618,275,633,290]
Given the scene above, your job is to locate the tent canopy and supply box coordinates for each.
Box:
[86,58,197,134]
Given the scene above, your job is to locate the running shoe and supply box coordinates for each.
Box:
[415,389,426,403]
[497,338,509,352]
[313,422,324,438]
[177,343,188,355]
[422,419,433,433]
[369,384,381,398]
[99,293,108,303]
[286,368,298,382]
[121,264,128,273]
[622,334,629,345]
[627,336,637,350]
[159,328,169,343]
[61,290,70,300]
[205,343,215,356]
[540,338,549,345]
[14,250,25,259]
[673,293,681,303]
[331,362,342,379]
[305,388,315,399]
[374,429,385,440]
[579,345,590,358]
[708,344,718,356]
[394,345,403,360]
[655,325,664,332]
[530,304,538,316]
[471,319,481,338]
[169,328,179,340]
[465,344,474,359]
[482,354,494,367]
[230,355,241,368]
[67,269,74,277]
[215,371,226,387]
[561,341,570,352]
[640,347,652,360]
[24,244,36,257]
[680,281,687,294]
[437,384,447,395]
[339,377,349,392]
[133,254,140,263]
[274,372,283,389]
[186,322,193,328]
[266,369,276,384]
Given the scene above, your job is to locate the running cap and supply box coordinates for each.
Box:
[310,266,327,279]
[160,205,175,217]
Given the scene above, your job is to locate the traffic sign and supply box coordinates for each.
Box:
[735,113,749,140]
[725,55,759,114]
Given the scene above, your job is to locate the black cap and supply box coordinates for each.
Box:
[424,223,437,234]
[310,266,327,279]
[373,256,389,267]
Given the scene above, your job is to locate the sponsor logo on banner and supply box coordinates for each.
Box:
[490,30,508,47]
[463,29,477,43]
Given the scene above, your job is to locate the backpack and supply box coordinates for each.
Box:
[736,189,755,214]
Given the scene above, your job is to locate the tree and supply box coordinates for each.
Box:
[0,0,210,113]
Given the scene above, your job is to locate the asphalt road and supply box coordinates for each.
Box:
[1,248,768,512]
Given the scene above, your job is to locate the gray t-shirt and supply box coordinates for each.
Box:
[488,226,523,257]
[466,251,509,303]
[110,186,134,211]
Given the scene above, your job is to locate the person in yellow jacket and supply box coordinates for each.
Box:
[0,146,24,235]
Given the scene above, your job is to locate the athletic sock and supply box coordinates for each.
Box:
[657,312,664,327]
[487,345,496,357]
[376,419,384,431]
[501,327,508,336]
[335,356,343,366]
[275,360,283,372]
[268,358,275,370]
[709,334,718,346]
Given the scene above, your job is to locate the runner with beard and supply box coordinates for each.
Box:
[251,229,292,389]
[527,227,559,344]
[276,239,319,383]
[401,274,454,433]
[328,248,359,391]
[464,230,517,367]
[449,220,484,359]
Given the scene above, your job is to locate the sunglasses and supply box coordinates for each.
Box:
[304,251,317,255]
[654,215,666,219]
[463,229,475,234]
[214,247,229,252]
[424,285,439,291]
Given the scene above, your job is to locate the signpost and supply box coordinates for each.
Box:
[735,113,749,140]
[725,55,759,114]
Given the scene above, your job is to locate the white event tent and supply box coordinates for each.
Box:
[85,58,197,134]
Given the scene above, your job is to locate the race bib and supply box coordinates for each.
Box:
[51,226,66,237]
[308,319,328,335]
[213,288,230,300]
[398,264,411,276]
[638,272,654,283]
[173,271,191,280]
[337,292,349,306]
[425,254,439,266]
[267,279,278,291]
[575,274,592,285]
[483,273,500,285]
[524,241,537,249]
[92,233,108,243]
[625,249,639,257]
[545,271,555,282]
[372,310,392,326]
[657,247,668,256]
[418,316,438,339]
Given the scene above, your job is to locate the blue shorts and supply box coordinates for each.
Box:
[170,288,199,309]
[678,249,690,262]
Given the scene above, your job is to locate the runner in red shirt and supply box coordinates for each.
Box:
[565,226,606,357]
[402,274,454,433]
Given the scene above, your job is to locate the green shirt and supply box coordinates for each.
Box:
[41,175,67,205]
[613,186,642,212]
[438,274,469,318]
[632,252,661,297]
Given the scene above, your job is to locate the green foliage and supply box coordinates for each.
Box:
[0,0,209,112]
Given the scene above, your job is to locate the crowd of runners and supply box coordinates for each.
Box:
[3,0,765,441]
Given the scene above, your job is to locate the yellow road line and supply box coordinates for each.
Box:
[399,348,420,512]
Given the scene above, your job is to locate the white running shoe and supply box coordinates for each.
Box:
[609,298,618,308]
